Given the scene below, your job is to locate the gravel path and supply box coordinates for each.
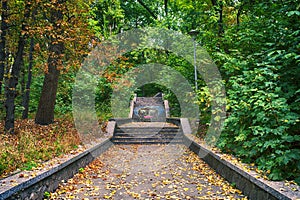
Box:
[51,144,248,200]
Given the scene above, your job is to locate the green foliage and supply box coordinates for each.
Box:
[55,73,76,116]
[120,0,158,29]
[90,0,124,37]
[217,0,300,182]
[44,191,51,198]
[219,66,300,180]
[1,0,299,184]
[79,167,85,173]
[195,86,211,124]
[22,160,37,171]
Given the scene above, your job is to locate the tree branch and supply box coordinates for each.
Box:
[136,0,157,19]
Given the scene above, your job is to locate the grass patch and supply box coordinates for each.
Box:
[0,118,81,178]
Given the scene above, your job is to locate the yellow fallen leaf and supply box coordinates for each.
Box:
[111,190,116,195]
[162,179,171,185]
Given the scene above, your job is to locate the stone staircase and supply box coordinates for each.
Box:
[111,121,183,144]
[111,93,181,144]
[131,93,168,122]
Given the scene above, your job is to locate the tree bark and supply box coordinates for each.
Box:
[164,0,170,29]
[35,0,65,125]
[34,52,61,125]
[164,0,168,17]
[136,0,157,19]
[218,2,224,36]
[22,38,34,119]
[4,32,26,133]
[4,2,31,133]
[211,0,224,36]
[0,0,8,95]
[236,2,245,28]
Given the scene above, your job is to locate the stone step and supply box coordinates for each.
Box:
[135,97,164,106]
[114,133,182,138]
[114,132,181,137]
[112,141,183,144]
[112,121,182,144]
[115,128,180,133]
[111,138,183,144]
[118,122,178,128]
[112,141,183,145]
[112,135,183,140]
[111,136,183,141]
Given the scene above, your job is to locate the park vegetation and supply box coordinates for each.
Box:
[0,0,299,184]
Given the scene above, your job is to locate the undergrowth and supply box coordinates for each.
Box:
[0,118,81,178]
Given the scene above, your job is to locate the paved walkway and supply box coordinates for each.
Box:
[51,144,248,199]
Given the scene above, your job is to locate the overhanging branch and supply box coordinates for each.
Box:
[136,0,157,19]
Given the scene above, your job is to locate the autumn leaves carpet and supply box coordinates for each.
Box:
[50,144,247,200]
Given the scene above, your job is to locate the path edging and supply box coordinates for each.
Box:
[0,138,113,200]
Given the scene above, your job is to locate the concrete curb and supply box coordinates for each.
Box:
[182,132,299,200]
[164,100,170,118]
[128,94,137,118]
[0,139,113,200]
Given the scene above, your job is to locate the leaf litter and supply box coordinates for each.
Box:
[50,144,247,199]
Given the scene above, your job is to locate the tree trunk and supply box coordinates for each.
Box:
[4,2,32,133]
[35,0,65,125]
[164,0,168,17]
[218,2,224,36]
[236,3,244,28]
[0,0,8,95]
[20,59,25,98]
[34,54,61,125]
[22,38,34,119]
[211,0,224,36]
[164,0,170,29]
[4,34,26,133]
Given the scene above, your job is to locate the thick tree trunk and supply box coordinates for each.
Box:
[35,0,65,125]
[22,38,34,119]
[0,0,8,95]
[34,53,61,125]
